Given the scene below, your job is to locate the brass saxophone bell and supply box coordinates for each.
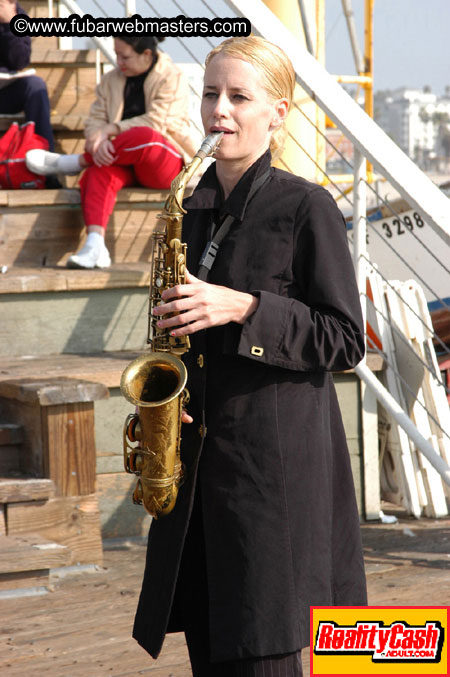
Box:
[121,353,188,519]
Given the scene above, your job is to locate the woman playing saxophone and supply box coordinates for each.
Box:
[133,36,367,676]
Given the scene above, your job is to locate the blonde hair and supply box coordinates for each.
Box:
[205,36,295,158]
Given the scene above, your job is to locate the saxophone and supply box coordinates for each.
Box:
[120,132,223,519]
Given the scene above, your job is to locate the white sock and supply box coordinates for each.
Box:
[85,231,105,250]
[57,154,82,174]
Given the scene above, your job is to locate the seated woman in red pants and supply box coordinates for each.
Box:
[26,35,196,269]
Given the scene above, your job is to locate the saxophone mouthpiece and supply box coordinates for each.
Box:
[197,132,224,159]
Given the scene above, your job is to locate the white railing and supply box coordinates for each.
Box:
[53,0,450,511]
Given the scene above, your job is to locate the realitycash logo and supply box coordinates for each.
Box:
[314,620,444,662]
[310,606,449,676]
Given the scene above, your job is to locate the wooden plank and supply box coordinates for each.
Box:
[4,188,81,207]
[31,47,107,65]
[0,264,150,294]
[34,67,98,116]
[0,208,160,266]
[0,478,55,503]
[0,533,70,574]
[0,204,85,268]
[0,568,49,591]
[7,495,103,566]
[42,402,97,497]
[0,383,101,497]
[0,352,141,389]
[0,187,167,208]
[0,184,165,269]
[0,378,108,406]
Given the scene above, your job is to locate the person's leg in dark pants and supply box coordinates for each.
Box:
[0,76,55,151]
[185,631,303,677]
[177,491,303,676]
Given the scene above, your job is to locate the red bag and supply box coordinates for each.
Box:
[0,121,49,189]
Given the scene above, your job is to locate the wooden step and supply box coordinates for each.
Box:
[0,533,70,585]
[0,270,149,356]
[31,49,101,116]
[0,476,55,503]
[31,46,107,66]
[0,263,150,294]
[0,352,141,389]
[7,493,104,566]
[0,187,166,267]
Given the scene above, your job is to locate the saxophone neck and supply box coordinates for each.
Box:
[164,154,204,220]
[162,131,224,233]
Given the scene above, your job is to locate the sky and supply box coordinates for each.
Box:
[325,0,450,96]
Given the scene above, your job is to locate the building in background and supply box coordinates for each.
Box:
[374,87,450,171]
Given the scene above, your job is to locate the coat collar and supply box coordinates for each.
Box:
[185,149,272,221]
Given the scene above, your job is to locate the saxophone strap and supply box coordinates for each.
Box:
[197,168,271,281]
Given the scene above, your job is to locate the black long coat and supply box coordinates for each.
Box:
[133,150,367,663]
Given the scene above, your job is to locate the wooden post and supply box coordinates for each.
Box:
[0,378,108,497]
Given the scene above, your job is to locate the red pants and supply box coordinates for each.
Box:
[79,127,184,229]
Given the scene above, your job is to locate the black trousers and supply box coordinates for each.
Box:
[185,626,303,677]
[173,490,303,677]
[0,75,55,151]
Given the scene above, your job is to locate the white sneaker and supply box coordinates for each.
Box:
[26,149,61,176]
[26,149,80,176]
[66,243,111,269]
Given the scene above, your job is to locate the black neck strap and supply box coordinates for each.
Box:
[197,168,270,281]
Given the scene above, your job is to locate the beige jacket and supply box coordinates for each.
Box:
[84,51,197,163]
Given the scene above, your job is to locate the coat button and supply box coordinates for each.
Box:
[251,346,264,356]
[198,424,207,437]
[197,354,204,368]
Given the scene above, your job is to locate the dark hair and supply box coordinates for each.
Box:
[115,35,165,57]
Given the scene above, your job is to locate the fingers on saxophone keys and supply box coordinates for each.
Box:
[154,297,188,316]
[157,309,194,329]
[161,283,191,301]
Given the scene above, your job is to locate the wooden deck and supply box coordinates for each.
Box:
[1,504,449,676]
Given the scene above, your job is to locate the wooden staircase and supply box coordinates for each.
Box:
[0,1,158,592]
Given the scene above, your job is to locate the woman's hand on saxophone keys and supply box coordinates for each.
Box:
[153,270,259,337]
